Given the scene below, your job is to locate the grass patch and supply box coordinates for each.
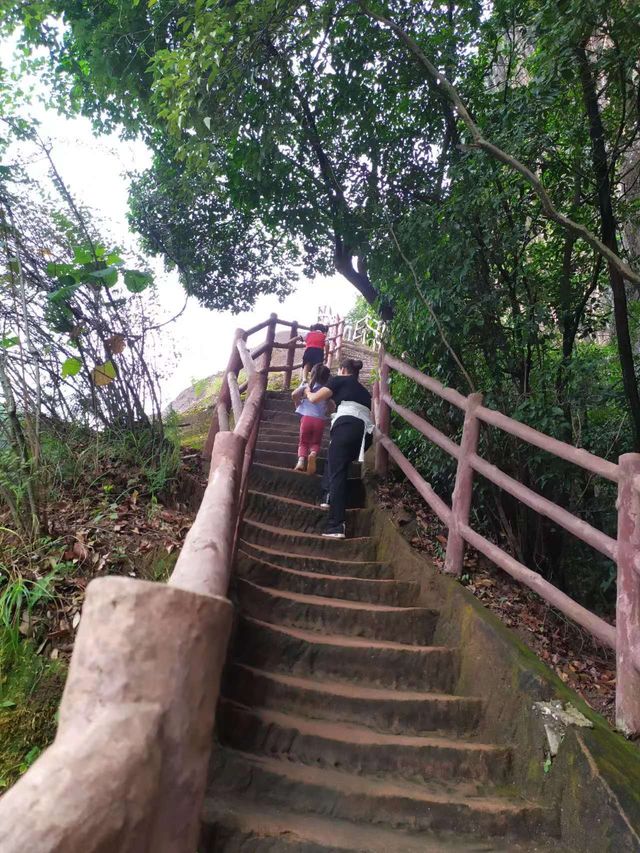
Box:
[0,638,66,790]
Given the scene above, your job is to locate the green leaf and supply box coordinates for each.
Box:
[46,262,74,278]
[123,269,153,293]
[0,336,19,349]
[61,356,82,378]
[0,699,16,708]
[73,246,94,265]
[23,746,41,767]
[89,267,119,287]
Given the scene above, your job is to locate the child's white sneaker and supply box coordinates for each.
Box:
[294,456,306,472]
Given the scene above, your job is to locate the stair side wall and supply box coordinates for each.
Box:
[367,486,640,852]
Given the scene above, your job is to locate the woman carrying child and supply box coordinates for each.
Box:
[291,363,331,475]
[303,357,373,539]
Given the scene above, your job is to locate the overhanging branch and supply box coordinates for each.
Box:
[359,2,640,288]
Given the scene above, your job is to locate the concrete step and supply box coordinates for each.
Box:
[255,438,329,454]
[249,463,364,507]
[207,750,555,844]
[233,579,438,645]
[201,795,546,852]
[232,617,458,692]
[239,519,377,561]
[254,448,360,477]
[264,397,307,413]
[244,490,372,537]
[236,548,417,604]
[237,540,393,580]
[217,702,512,786]
[222,665,483,736]
[261,410,309,428]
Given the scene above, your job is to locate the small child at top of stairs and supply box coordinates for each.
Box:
[292,364,331,476]
[300,323,328,381]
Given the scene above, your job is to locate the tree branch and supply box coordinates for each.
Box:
[359,2,640,288]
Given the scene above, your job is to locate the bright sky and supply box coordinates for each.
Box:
[7,45,356,407]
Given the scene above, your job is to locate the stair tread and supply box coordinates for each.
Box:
[238,540,383,569]
[242,616,452,654]
[243,518,371,544]
[237,578,431,614]
[228,664,479,705]
[210,750,540,812]
[247,489,359,514]
[203,794,547,852]
[237,548,413,587]
[251,461,360,480]
[220,701,504,753]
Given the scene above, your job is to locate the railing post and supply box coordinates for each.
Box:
[284,320,298,390]
[325,323,334,369]
[256,313,277,377]
[616,453,640,736]
[202,328,243,460]
[375,347,390,476]
[335,316,344,363]
[444,392,483,576]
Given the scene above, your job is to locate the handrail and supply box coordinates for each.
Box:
[0,312,311,851]
[375,348,640,736]
[236,338,257,377]
[227,371,243,422]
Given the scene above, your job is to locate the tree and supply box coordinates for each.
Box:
[1,0,484,317]
[128,157,297,311]
[0,82,168,533]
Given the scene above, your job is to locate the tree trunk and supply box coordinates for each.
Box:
[576,44,640,449]
[334,240,393,320]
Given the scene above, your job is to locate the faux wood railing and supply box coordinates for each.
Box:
[318,305,384,351]
[0,314,308,853]
[373,348,640,736]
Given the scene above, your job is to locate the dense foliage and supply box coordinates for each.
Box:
[3,0,640,611]
[0,65,170,538]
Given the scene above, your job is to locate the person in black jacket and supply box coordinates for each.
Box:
[304,358,373,539]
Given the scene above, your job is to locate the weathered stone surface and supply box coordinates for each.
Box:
[234,577,438,644]
[0,576,233,853]
[372,493,640,851]
[0,704,162,853]
[207,750,549,841]
[532,700,593,756]
[233,615,457,691]
[236,550,418,604]
[223,664,483,735]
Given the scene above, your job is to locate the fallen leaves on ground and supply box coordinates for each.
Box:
[1,452,196,667]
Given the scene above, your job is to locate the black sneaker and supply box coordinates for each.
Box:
[322,523,345,539]
[319,493,330,510]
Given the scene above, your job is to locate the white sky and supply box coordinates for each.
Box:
[5,41,356,406]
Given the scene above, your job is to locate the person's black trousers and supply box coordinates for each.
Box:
[323,417,372,528]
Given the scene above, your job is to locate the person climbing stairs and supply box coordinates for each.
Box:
[200,390,562,851]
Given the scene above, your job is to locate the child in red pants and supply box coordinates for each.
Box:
[291,364,331,475]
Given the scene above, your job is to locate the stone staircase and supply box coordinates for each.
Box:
[337,339,378,387]
[201,391,561,851]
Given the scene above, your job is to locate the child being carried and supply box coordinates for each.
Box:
[291,363,331,475]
